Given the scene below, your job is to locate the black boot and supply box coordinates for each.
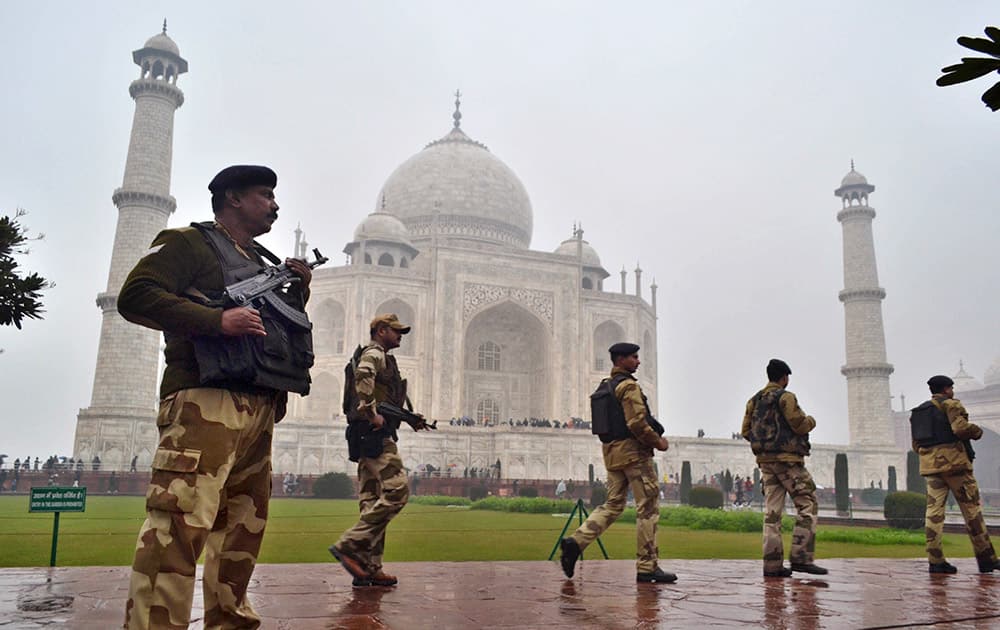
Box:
[764,566,793,578]
[929,561,958,574]
[560,538,581,578]
[977,559,1000,573]
[637,567,678,583]
[790,563,828,575]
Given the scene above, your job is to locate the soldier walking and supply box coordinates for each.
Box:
[911,375,1000,574]
[560,342,676,584]
[331,314,432,587]
[742,359,827,578]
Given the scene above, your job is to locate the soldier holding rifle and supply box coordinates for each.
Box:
[331,313,433,587]
[118,165,319,629]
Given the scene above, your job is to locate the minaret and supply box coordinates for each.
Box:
[835,163,894,446]
[74,24,187,468]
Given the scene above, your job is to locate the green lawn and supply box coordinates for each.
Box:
[0,496,977,568]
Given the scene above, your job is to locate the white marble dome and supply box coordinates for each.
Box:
[377,125,533,249]
[953,362,984,392]
[554,238,603,268]
[354,211,412,245]
[143,32,180,56]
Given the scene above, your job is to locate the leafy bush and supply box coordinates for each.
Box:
[590,482,607,508]
[470,485,489,501]
[517,486,539,498]
[312,472,354,499]
[408,495,471,506]
[817,527,923,545]
[622,505,792,532]
[884,491,926,530]
[860,487,887,506]
[470,496,576,513]
[689,486,723,509]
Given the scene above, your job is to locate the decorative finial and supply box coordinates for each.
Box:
[960,359,965,370]
[850,158,855,171]
[163,19,167,34]
[453,89,462,129]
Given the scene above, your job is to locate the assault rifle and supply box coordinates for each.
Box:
[223,248,328,329]
[377,402,437,431]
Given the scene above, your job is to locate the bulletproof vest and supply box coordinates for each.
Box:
[188,222,315,394]
[590,373,658,444]
[343,344,406,419]
[910,400,960,448]
[748,388,810,457]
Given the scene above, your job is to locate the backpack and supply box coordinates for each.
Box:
[748,388,788,455]
[590,374,632,443]
[341,345,365,417]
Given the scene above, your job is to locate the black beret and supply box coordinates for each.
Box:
[767,358,792,378]
[208,165,277,194]
[927,375,954,393]
[608,342,640,357]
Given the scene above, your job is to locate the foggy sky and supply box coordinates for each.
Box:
[1,1,998,460]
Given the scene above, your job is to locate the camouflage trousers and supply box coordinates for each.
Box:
[335,439,410,575]
[760,461,818,572]
[124,388,277,630]
[925,472,997,566]
[570,458,660,573]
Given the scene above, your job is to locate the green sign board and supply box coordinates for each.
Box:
[29,487,87,513]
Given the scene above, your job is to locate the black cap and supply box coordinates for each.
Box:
[766,358,792,381]
[608,342,640,358]
[208,165,277,194]
[927,375,954,394]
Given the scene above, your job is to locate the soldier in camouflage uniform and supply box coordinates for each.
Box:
[331,314,431,587]
[118,166,313,629]
[912,375,1000,574]
[742,359,827,578]
[560,342,675,584]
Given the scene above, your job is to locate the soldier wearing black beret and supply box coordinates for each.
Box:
[117,164,313,628]
[742,358,826,577]
[561,342,676,584]
[911,374,999,574]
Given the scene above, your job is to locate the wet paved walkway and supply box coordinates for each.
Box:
[2,559,999,629]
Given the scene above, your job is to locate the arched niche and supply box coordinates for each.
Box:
[378,253,395,267]
[374,298,416,356]
[464,301,549,420]
[593,320,626,372]
[312,299,346,355]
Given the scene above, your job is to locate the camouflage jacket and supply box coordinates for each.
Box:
[741,382,815,464]
[601,367,663,471]
[353,343,405,421]
[915,396,982,476]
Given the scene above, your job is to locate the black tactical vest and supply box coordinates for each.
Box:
[590,373,660,444]
[910,400,959,447]
[188,222,315,395]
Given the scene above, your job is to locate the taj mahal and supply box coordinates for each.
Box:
[72,27,1000,490]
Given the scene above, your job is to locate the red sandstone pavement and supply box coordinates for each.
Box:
[2,559,999,629]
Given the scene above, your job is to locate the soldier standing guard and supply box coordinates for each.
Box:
[911,375,1000,574]
[331,313,432,587]
[117,165,315,629]
[560,342,676,584]
[742,359,827,578]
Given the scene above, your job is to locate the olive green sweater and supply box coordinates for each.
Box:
[118,225,239,398]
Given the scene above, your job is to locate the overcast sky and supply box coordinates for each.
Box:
[1,1,998,460]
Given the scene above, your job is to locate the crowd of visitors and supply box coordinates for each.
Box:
[447,416,592,430]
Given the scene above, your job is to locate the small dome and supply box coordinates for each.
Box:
[554,238,603,268]
[354,212,412,245]
[840,167,869,187]
[953,362,984,392]
[985,357,1000,388]
[143,32,180,56]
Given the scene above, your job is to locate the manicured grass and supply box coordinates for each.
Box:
[0,495,974,568]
